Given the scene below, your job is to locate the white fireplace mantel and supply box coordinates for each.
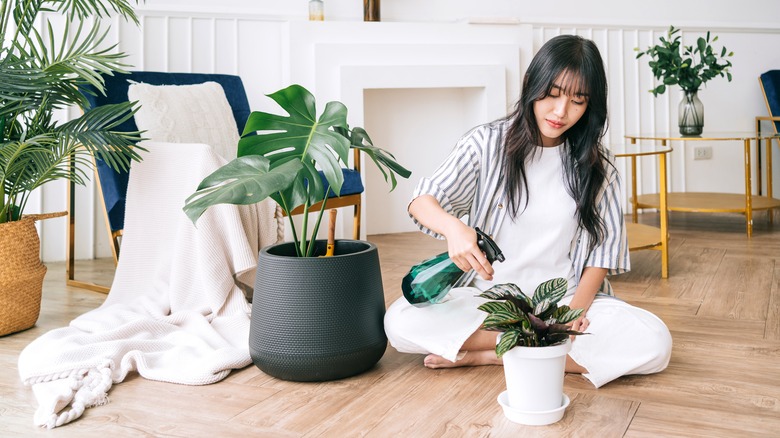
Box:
[284,21,532,108]
[282,21,532,238]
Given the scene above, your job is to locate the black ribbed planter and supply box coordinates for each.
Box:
[249,240,387,381]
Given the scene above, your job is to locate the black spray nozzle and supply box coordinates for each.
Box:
[475,227,505,264]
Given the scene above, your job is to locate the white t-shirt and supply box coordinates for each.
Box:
[473,144,578,297]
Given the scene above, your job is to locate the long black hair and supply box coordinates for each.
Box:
[503,34,610,250]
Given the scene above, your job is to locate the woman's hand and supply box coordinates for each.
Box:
[445,222,494,281]
[570,315,589,341]
[408,195,494,281]
[567,266,605,341]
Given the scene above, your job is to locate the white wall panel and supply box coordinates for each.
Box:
[167,17,192,72]
[214,19,238,74]
[191,18,215,72]
[236,22,286,112]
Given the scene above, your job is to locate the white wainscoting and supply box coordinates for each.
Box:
[35,9,780,261]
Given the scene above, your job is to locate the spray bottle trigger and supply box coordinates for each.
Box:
[475,227,505,264]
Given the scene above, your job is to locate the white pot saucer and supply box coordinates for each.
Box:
[497,391,570,426]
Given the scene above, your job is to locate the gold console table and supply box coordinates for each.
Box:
[625,132,780,237]
[615,145,672,279]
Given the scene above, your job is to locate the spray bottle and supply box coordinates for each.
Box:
[402,227,505,306]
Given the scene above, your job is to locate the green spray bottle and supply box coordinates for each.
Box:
[402,227,505,306]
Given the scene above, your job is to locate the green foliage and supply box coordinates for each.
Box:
[478,278,585,357]
[0,0,145,223]
[636,25,734,96]
[183,84,412,257]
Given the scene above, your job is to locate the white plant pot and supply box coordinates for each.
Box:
[499,338,572,425]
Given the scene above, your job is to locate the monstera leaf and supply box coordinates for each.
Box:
[183,157,302,223]
[237,85,351,213]
[336,126,410,190]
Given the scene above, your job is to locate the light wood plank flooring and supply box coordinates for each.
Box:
[1,211,778,437]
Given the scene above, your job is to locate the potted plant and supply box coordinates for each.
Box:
[478,277,585,425]
[0,0,144,336]
[636,25,734,136]
[183,84,411,381]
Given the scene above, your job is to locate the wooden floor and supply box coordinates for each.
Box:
[1,211,779,437]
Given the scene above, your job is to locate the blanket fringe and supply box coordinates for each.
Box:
[37,360,114,429]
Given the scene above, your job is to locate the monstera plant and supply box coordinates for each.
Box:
[478,277,586,356]
[183,84,411,257]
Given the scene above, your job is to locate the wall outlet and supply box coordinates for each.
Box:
[694,146,713,160]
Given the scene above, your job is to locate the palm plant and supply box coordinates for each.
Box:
[478,278,586,356]
[183,84,411,257]
[0,0,144,224]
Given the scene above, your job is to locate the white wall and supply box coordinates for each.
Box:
[35,0,780,261]
[138,1,779,28]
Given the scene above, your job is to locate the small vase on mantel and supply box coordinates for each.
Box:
[678,90,704,136]
[363,0,380,21]
[308,0,324,21]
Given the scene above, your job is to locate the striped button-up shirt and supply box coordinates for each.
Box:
[410,120,630,295]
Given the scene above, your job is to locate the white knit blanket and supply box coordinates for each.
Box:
[18,142,281,428]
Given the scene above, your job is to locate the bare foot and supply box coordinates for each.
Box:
[423,350,502,369]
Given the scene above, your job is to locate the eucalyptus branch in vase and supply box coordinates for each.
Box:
[635,25,734,135]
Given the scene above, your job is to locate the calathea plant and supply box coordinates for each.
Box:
[478,277,586,356]
[183,84,411,257]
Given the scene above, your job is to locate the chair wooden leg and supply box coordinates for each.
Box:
[65,162,112,294]
[353,201,362,240]
[111,231,122,266]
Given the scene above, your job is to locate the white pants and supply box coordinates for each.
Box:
[384,288,673,388]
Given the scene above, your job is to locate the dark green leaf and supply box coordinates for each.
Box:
[531,277,567,306]
[482,311,521,328]
[495,329,521,357]
[477,301,514,315]
[183,158,302,223]
[533,298,551,316]
[348,127,411,190]
[697,37,707,54]
[549,305,584,324]
[479,283,523,300]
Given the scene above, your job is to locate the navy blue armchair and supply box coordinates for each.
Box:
[757,70,780,199]
[68,72,364,291]
[81,72,253,263]
[759,70,780,132]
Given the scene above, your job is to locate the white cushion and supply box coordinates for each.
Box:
[128,81,239,161]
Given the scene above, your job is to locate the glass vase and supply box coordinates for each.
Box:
[678,90,704,136]
[308,0,324,21]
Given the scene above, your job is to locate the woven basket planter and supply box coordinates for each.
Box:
[249,239,387,381]
[0,212,66,336]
